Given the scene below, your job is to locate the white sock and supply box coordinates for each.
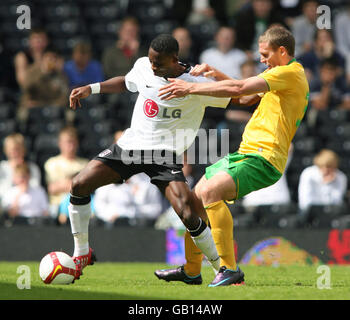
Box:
[68,202,91,257]
[191,226,220,272]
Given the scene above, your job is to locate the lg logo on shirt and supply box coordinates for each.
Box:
[143,99,181,118]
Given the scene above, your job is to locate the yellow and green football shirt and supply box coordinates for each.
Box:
[238,59,309,174]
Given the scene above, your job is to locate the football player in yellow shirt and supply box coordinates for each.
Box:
[155,26,309,286]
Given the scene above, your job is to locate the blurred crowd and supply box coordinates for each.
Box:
[1,0,350,229]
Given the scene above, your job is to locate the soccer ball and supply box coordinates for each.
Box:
[39,251,77,284]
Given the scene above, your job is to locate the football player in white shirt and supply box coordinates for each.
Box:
[68,34,231,283]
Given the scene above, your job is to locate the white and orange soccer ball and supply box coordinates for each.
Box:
[39,251,77,284]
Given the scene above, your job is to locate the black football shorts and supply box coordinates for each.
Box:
[94,143,186,185]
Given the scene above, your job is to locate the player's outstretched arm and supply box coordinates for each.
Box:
[190,63,231,81]
[159,76,269,100]
[69,76,127,110]
[69,86,91,110]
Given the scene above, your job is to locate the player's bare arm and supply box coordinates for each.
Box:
[189,63,261,106]
[190,63,231,81]
[69,76,127,110]
[230,94,262,107]
[159,76,269,100]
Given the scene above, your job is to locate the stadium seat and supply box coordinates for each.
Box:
[227,202,246,217]
[46,19,87,37]
[293,136,320,154]
[293,122,309,140]
[89,21,120,38]
[44,4,81,20]
[325,139,350,156]
[83,4,123,20]
[33,133,59,153]
[329,109,349,122]
[140,21,176,42]
[331,215,350,229]
[305,204,349,228]
[32,133,60,170]
[0,119,17,138]
[132,4,168,22]
[28,119,66,137]
[79,134,113,159]
[336,123,350,139]
[252,204,299,228]
[0,103,16,119]
[288,154,314,174]
[27,106,65,121]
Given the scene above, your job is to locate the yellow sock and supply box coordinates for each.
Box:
[183,230,203,276]
[205,200,237,270]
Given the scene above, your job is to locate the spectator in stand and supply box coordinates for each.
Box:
[102,16,147,79]
[94,173,164,225]
[291,0,318,57]
[44,126,88,216]
[233,0,287,58]
[298,29,346,82]
[222,59,259,125]
[309,58,350,111]
[18,46,69,122]
[0,133,41,203]
[57,191,95,225]
[93,181,136,224]
[199,26,247,79]
[334,4,350,85]
[14,28,49,88]
[171,0,228,27]
[94,130,164,225]
[275,0,303,23]
[63,41,104,89]
[129,172,164,222]
[186,0,228,26]
[1,163,49,218]
[216,59,259,148]
[172,27,198,66]
[298,149,348,213]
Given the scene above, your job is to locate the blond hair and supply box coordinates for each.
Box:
[14,162,30,176]
[3,133,26,154]
[259,25,295,56]
[59,126,78,140]
[313,149,339,168]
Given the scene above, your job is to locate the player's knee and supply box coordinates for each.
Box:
[70,174,89,197]
[199,183,217,205]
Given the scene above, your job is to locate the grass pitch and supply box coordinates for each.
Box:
[1,262,350,300]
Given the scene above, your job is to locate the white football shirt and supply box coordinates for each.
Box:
[117,57,230,155]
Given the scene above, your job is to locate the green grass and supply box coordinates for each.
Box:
[1,262,350,300]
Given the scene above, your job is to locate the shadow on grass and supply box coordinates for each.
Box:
[0,282,165,300]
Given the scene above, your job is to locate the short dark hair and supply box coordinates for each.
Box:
[259,25,295,56]
[43,45,61,56]
[150,34,179,56]
[320,57,339,69]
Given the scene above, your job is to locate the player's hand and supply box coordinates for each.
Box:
[69,85,91,110]
[190,63,213,77]
[158,79,192,100]
[191,63,227,80]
